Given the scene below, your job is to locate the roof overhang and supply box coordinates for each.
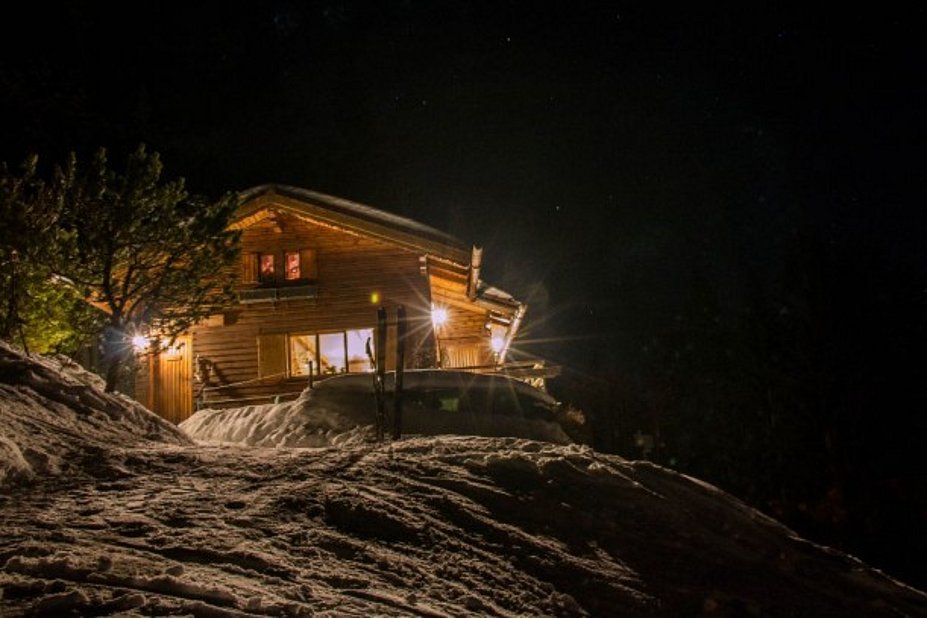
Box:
[233,185,471,266]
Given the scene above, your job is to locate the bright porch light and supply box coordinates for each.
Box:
[490,335,505,353]
[131,335,150,351]
[431,306,449,327]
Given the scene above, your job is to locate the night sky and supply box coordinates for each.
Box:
[3,1,927,586]
[2,3,925,370]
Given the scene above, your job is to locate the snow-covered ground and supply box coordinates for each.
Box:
[1,343,925,616]
[0,342,189,484]
[180,370,572,448]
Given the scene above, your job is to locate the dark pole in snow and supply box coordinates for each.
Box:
[393,305,406,440]
[374,306,387,441]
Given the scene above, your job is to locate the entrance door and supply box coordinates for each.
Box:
[155,335,193,423]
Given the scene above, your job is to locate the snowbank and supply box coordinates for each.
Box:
[0,341,190,484]
[1,345,925,616]
[2,435,926,616]
[182,370,572,447]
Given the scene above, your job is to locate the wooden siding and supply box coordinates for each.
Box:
[187,212,435,411]
[429,272,496,368]
[257,333,288,378]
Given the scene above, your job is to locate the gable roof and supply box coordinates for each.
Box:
[236,184,523,314]
[235,184,471,265]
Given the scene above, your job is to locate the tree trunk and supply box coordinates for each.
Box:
[102,323,127,393]
[104,357,122,393]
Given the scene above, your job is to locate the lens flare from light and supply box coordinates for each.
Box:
[131,335,150,351]
[490,335,505,353]
[431,306,449,327]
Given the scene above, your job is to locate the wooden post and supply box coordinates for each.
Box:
[392,305,406,440]
[374,306,387,441]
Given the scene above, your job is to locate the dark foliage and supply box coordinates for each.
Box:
[1,146,242,390]
[0,156,103,353]
[50,146,242,391]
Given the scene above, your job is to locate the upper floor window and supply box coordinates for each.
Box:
[259,253,275,281]
[285,251,301,280]
[243,249,317,284]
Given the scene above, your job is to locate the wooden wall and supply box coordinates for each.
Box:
[428,271,495,368]
[189,212,434,412]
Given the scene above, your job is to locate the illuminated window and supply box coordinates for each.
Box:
[287,328,374,376]
[285,251,301,280]
[250,249,316,285]
[346,328,374,372]
[259,253,275,281]
[289,334,318,376]
[319,333,346,374]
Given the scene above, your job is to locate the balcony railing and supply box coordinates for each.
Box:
[239,284,318,304]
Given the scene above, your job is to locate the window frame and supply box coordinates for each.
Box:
[287,327,374,377]
[246,248,317,286]
[258,252,276,282]
[284,250,301,280]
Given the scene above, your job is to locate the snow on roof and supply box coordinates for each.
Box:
[181,370,570,447]
[238,184,469,257]
[479,284,516,303]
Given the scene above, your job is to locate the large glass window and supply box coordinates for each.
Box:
[288,328,374,376]
[346,328,374,372]
[289,334,318,376]
[319,332,346,374]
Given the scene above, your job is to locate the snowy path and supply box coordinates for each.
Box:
[4,436,926,617]
[1,439,640,616]
[1,343,926,616]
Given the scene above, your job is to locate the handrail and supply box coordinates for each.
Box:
[201,372,289,392]
[196,391,301,409]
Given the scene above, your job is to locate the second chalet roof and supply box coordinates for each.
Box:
[236,184,471,265]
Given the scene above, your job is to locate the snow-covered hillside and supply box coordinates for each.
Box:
[1,344,925,616]
[0,341,189,484]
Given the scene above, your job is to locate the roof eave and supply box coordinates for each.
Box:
[234,185,471,265]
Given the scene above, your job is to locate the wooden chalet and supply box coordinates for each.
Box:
[135,185,536,423]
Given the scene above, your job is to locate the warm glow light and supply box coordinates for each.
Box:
[431,306,449,327]
[370,292,380,304]
[490,335,505,353]
[131,335,149,351]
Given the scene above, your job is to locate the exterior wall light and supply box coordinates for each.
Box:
[431,306,449,327]
[131,335,150,352]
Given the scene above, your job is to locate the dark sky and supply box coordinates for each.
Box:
[2,2,926,370]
